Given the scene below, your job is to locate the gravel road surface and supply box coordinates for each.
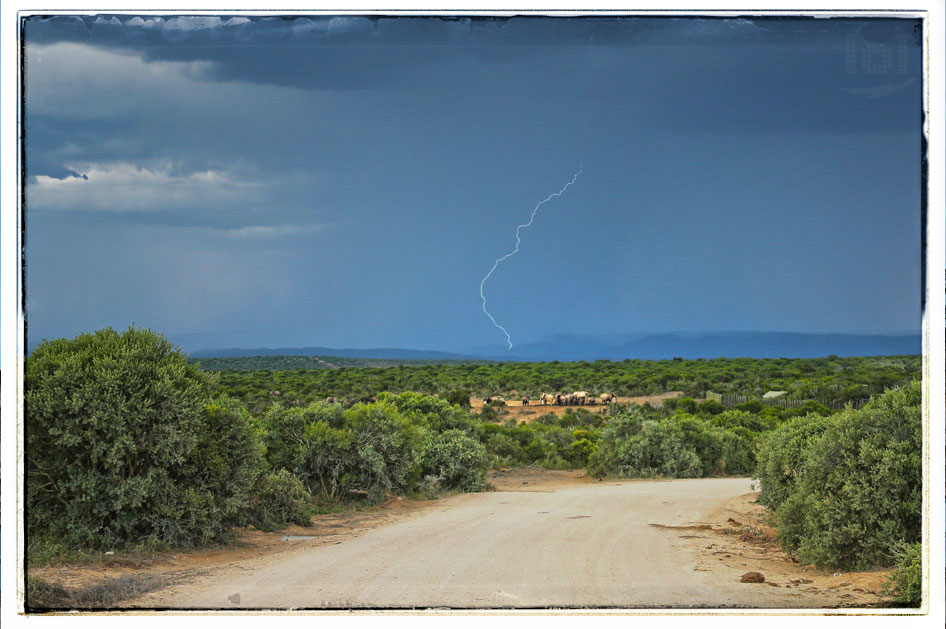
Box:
[132,477,838,609]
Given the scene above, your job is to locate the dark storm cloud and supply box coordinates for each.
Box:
[24,15,922,143]
[22,15,923,349]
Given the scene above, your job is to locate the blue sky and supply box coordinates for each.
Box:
[24,15,923,353]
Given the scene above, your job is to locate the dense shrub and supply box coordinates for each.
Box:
[881,542,922,607]
[696,399,724,415]
[191,397,267,529]
[246,469,313,530]
[757,382,921,570]
[260,402,343,474]
[445,389,472,408]
[484,431,526,466]
[588,420,701,478]
[263,401,422,502]
[782,400,831,419]
[587,408,755,479]
[26,327,263,549]
[711,409,774,434]
[382,391,479,435]
[755,414,831,509]
[419,429,489,492]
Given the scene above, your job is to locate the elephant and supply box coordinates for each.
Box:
[540,393,556,405]
[564,393,578,406]
[573,391,589,405]
[522,396,530,406]
[599,393,615,405]
[325,396,337,404]
[587,397,598,406]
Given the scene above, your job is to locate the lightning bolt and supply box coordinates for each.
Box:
[480,159,584,350]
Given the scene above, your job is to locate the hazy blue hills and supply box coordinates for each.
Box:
[188,346,476,360]
[500,332,919,361]
[189,331,920,363]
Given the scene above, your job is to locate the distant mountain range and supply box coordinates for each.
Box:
[188,346,473,360]
[189,331,921,362]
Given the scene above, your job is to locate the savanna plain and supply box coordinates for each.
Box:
[24,327,923,610]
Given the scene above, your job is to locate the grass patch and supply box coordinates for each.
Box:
[26,536,172,568]
[27,573,168,610]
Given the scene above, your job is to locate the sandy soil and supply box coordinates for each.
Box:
[487,467,597,492]
[28,495,439,602]
[471,391,685,423]
[33,472,894,611]
[121,476,893,610]
[683,491,892,605]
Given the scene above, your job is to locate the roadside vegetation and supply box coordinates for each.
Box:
[755,381,922,605]
[25,326,923,608]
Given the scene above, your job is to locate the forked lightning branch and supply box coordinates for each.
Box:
[479,159,584,350]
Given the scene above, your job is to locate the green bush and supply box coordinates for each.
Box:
[755,413,830,510]
[191,397,267,529]
[782,400,831,419]
[26,327,263,549]
[697,399,724,415]
[484,432,525,466]
[260,402,343,474]
[275,401,423,502]
[757,382,921,570]
[567,437,596,464]
[382,391,478,435]
[711,409,773,434]
[588,408,754,479]
[524,435,569,469]
[445,389,472,408]
[881,542,922,607]
[246,469,313,530]
[588,422,701,478]
[419,429,489,492]
[717,429,755,475]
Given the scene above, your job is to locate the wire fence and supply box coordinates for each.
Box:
[719,394,868,410]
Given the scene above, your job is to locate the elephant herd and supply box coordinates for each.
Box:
[482,392,616,407]
[545,391,615,406]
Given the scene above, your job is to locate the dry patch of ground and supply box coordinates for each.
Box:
[487,467,595,492]
[28,469,588,609]
[672,491,893,607]
[27,495,439,610]
[471,391,685,423]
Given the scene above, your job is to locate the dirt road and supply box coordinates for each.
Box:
[129,477,876,610]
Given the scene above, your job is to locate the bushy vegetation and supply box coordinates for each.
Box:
[260,401,424,502]
[27,325,922,588]
[881,542,922,607]
[245,470,314,531]
[419,430,489,493]
[755,382,921,571]
[26,327,263,549]
[204,355,919,414]
[587,406,757,479]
